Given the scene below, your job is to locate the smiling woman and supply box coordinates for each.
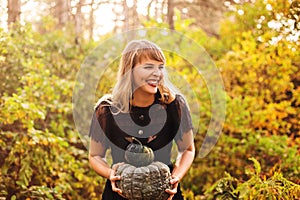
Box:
[88,39,195,200]
[132,60,165,107]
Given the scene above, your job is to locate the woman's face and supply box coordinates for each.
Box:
[132,58,164,95]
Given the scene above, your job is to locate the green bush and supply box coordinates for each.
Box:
[181,133,300,197]
[205,158,300,200]
[0,23,105,199]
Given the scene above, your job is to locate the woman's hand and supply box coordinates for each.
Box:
[165,130,195,200]
[165,176,180,200]
[109,162,126,198]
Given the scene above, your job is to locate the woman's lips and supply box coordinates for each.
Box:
[146,80,158,87]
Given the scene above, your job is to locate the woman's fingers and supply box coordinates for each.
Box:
[165,176,179,199]
[111,180,122,193]
[110,175,121,181]
[111,175,124,197]
[170,176,179,185]
[165,185,178,195]
[111,180,127,198]
[109,162,124,181]
[110,162,126,197]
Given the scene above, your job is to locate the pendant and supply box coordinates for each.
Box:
[138,129,144,135]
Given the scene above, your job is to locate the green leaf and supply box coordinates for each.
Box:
[248,157,261,176]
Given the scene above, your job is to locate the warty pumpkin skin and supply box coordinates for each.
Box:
[115,161,172,200]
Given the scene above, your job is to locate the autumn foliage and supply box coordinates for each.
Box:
[1,0,299,199]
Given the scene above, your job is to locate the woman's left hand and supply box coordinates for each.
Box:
[165,176,180,200]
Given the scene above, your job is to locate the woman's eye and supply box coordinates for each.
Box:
[144,65,153,69]
[142,64,164,70]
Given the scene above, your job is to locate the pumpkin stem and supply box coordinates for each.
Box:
[132,137,142,146]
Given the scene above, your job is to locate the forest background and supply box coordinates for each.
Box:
[0,0,300,199]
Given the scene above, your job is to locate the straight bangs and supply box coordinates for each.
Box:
[134,47,166,66]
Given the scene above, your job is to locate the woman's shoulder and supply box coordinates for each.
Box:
[94,94,113,116]
[169,94,188,106]
[164,94,189,113]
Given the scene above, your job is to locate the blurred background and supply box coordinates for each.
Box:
[1,0,242,40]
[0,0,300,199]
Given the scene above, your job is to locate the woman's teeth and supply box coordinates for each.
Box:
[146,80,158,87]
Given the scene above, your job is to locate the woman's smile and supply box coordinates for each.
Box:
[146,79,159,87]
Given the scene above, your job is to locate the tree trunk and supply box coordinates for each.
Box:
[7,0,21,28]
[75,0,84,40]
[131,0,138,28]
[147,0,154,20]
[123,0,129,32]
[55,0,70,28]
[89,0,95,40]
[167,0,174,30]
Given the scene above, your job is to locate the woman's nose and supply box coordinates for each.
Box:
[152,66,162,76]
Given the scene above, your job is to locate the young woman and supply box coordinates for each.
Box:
[89,39,195,200]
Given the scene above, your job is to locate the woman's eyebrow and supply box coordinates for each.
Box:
[143,63,164,66]
[144,63,155,65]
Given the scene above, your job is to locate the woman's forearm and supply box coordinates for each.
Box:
[89,154,112,179]
[171,144,195,181]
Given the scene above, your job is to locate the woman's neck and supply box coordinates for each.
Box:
[132,92,155,107]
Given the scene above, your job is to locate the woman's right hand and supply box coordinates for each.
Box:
[109,162,125,197]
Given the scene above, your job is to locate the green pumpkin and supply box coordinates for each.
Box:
[124,137,154,167]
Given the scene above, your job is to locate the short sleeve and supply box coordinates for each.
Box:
[174,95,193,141]
[88,103,111,148]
